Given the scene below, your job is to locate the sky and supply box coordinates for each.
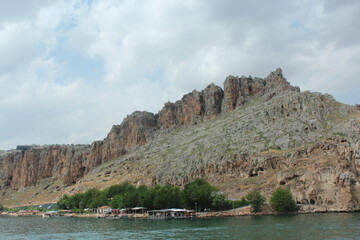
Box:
[0,0,359,150]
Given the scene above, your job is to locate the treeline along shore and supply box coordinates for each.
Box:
[0,178,299,218]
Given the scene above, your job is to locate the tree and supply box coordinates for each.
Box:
[211,192,231,211]
[245,191,265,212]
[88,191,107,209]
[0,203,5,211]
[82,188,106,208]
[270,188,297,213]
[153,185,182,209]
[57,194,71,209]
[109,194,124,209]
[182,178,218,211]
[104,183,136,199]
[138,185,156,209]
[109,185,138,209]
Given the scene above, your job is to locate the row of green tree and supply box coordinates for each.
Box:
[56,178,298,213]
[57,179,248,212]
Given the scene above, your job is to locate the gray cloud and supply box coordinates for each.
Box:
[0,0,359,150]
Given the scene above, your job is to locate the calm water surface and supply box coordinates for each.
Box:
[0,213,360,240]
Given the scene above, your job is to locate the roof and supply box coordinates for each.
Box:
[98,206,110,209]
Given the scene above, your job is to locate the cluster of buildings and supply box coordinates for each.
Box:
[96,206,196,219]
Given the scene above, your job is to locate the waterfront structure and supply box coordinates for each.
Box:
[42,211,61,218]
[97,206,111,214]
[131,207,147,214]
[148,209,195,219]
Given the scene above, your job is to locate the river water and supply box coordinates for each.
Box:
[1,213,360,240]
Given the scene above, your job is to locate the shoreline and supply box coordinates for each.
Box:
[1,206,359,219]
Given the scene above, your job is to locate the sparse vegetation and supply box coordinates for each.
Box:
[0,204,5,211]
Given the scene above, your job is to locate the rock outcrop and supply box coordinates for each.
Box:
[0,145,91,188]
[157,68,299,127]
[0,111,158,188]
[1,68,360,212]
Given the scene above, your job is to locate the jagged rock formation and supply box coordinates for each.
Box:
[0,68,293,189]
[1,68,360,212]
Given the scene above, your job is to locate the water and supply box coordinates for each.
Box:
[1,213,360,240]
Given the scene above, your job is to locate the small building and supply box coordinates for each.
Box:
[97,206,111,214]
[148,209,196,219]
[131,207,147,214]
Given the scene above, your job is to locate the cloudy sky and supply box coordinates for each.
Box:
[0,0,359,150]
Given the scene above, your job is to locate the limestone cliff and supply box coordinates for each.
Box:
[0,111,158,188]
[1,68,360,212]
[0,68,294,189]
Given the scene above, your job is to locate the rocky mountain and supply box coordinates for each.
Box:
[1,68,360,212]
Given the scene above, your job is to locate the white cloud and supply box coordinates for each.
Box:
[0,0,359,150]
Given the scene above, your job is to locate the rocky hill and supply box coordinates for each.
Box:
[1,68,360,212]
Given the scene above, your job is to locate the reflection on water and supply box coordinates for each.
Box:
[0,213,360,240]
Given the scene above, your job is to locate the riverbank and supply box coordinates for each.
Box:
[2,205,357,219]
[0,206,254,219]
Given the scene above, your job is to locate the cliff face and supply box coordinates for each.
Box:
[0,145,91,188]
[205,137,360,212]
[157,68,299,126]
[0,111,159,188]
[0,68,293,189]
[1,68,360,212]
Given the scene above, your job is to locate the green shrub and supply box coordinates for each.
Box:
[270,188,297,213]
[0,204,5,211]
[245,191,265,212]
